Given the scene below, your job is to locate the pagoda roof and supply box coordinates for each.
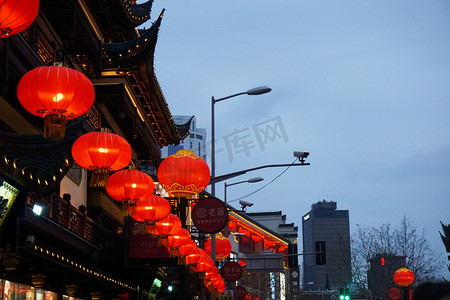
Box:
[0,119,84,192]
[121,0,153,26]
[102,10,187,146]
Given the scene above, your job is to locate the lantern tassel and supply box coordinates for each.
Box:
[177,256,186,265]
[90,169,110,188]
[44,114,67,141]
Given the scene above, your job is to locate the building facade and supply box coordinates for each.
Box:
[302,200,351,291]
[0,0,191,298]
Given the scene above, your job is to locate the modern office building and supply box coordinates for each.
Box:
[302,200,351,291]
[367,254,406,299]
[161,115,207,160]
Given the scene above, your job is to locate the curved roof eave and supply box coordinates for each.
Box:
[121,0,154,26]
[102,10,186,145]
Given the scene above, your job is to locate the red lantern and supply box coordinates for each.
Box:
[0,0,39,38]
[135,195,171,225]
[146,213,181,238]
[178,238,197,257]
[72,130,131,186]
[17,65,95,140]
[106,169,154,215]
[393,267,414,287]
[160,228,191,256]
[186,247,202,265]
[205,234,232,261]
[204,267,220,280]
[196,255,215,273]
[157,150,210,198]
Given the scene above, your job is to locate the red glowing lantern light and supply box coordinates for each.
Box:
[72,130,131,186]
[106,169,154,201]
[161,228,191,257]
[393,267,414,287]
[186,247,202,265]
[0,0,39,38]
[157,150,210,198]
[205,234,232,261]
[178,239,197,257]
[146,213,181,238]
[135,195,171,225]
[17,65,95,140]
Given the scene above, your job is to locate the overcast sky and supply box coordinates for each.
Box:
[143,0,450,278]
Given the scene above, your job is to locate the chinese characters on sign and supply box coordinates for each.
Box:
[191,197,228,234]
[208,116,289,164]
[128,220,169,258]
[221,261,242,282]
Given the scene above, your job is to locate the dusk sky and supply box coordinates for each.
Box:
[143,1,450,278]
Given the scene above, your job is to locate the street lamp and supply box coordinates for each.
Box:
[211,86,271,196]
[223,177,264,236]
[209,86,271,267]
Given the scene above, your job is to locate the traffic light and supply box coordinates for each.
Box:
[315,241,326,265]
[339,288,350,300]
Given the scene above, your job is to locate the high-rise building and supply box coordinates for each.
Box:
[161,116,207,160]
[302,200,351,291]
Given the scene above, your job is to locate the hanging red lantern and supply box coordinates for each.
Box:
[146,213,181,237]
[176,238,197,265]
[393,267,415,287]
[0,0,39,38]
[160,228,191,256]
[157,150,210,198]
[196,255,215,273]
[178,238,197,257]
[72,130,131,187]
[205,234,232,261]
[17,65,95,140]
[186,247,202,265]
[204,267,220,280]
[106,169,154,215]
[135,194,171,225]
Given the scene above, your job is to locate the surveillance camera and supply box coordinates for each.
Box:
[239,200,254,207]
[293,151,309,159]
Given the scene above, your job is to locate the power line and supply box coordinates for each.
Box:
[228,158,297,203]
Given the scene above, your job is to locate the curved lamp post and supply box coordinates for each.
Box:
[210,86,270,267]
[211,86,271,196]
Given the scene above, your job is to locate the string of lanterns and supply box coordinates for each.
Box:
[5,0,230,295]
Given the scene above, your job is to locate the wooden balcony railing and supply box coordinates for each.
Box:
[32,193,97,243]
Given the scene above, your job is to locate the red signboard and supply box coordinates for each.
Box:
[221,261,242,282]
[192,197,228,234]
[387,286,402,300]
[128,219,170,258]
[235,285,246,300]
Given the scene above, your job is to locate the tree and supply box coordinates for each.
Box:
[351,216,442,298]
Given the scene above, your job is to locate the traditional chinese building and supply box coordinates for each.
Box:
[225,207,300,300]
[0,0,192,298]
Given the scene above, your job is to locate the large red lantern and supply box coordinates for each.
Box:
[157,150,210,198]
[106,169,154,214]
[160,228,191,256]
[393,267,414,287]
[205,234,232,261]
[146,213,181,237]
[17,65,95,140]
[72,130,131,187]
[135,195,171,225]
[196,255,215,273]
[0,0,39,38]
[186,247,202,265]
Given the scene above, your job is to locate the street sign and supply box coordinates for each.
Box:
[192,197,228,234]
[221,261,242,282]
[387,286,402,300]
[235,286,246,300]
